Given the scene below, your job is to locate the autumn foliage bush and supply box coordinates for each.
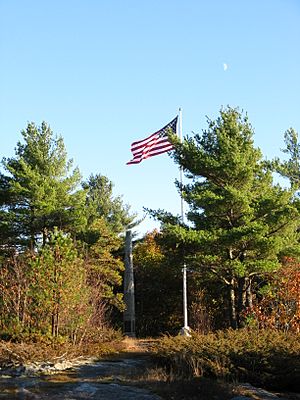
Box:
[244,258,300,332]
[152,329,300,391]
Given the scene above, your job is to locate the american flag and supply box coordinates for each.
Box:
[127,116,178,165]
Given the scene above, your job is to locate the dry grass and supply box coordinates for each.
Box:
[0,339,124,368]
[121,337,141,352]
[127,364,236,400]
[0,337,157,369]
[121,337,158,353]
[127,363,300,400]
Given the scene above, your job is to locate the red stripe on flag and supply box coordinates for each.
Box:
[127,116,177,165]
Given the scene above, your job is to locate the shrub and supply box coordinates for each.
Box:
[245,258,300,332]
[152,329,300,391]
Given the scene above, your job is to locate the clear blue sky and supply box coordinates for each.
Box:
[1,0,299,235]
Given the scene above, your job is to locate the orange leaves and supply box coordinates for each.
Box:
[245,259,300,332]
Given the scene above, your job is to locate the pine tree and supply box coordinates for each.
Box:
[156,107,300,328]
[83,218,125,326]
[1,122,85,249]
[28,229,90,337]
[82,174,137,237]
[133,230,183,336]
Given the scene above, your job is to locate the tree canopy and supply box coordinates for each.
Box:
[1,114,299,338]
[82,174,137,239]
[151,107,300,328]
[0,121,135,339]
[1,122,85,249]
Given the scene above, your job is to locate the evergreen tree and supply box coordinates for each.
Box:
[83,218,125,326]
[28,229,90,338]
[0,229,90,339]
[82,174,137,238]
[0,123,136,339]
[276,128,300,188]
[1,122,85,249]
[133,230,182,336]
[154,107,300,328]
[78,174,139,325]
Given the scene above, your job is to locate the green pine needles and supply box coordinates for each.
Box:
[160,107,300,328]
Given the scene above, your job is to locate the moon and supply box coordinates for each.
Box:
[223,63,228,71]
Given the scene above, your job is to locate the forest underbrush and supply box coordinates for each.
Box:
[150,328,300,395]
[0,326,125,369]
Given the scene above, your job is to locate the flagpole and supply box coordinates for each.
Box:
[178,108,190,336]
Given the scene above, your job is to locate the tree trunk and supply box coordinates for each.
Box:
[42,226,47,246]
[245,277,253,310]
[229,279,238,329]
[235,276,254,327]
[16,282,21,324]
[21,293,28,327]
[55,310,59,337]
[52,312,55,337]
[237,277,244,326]
[51,307,59,337]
